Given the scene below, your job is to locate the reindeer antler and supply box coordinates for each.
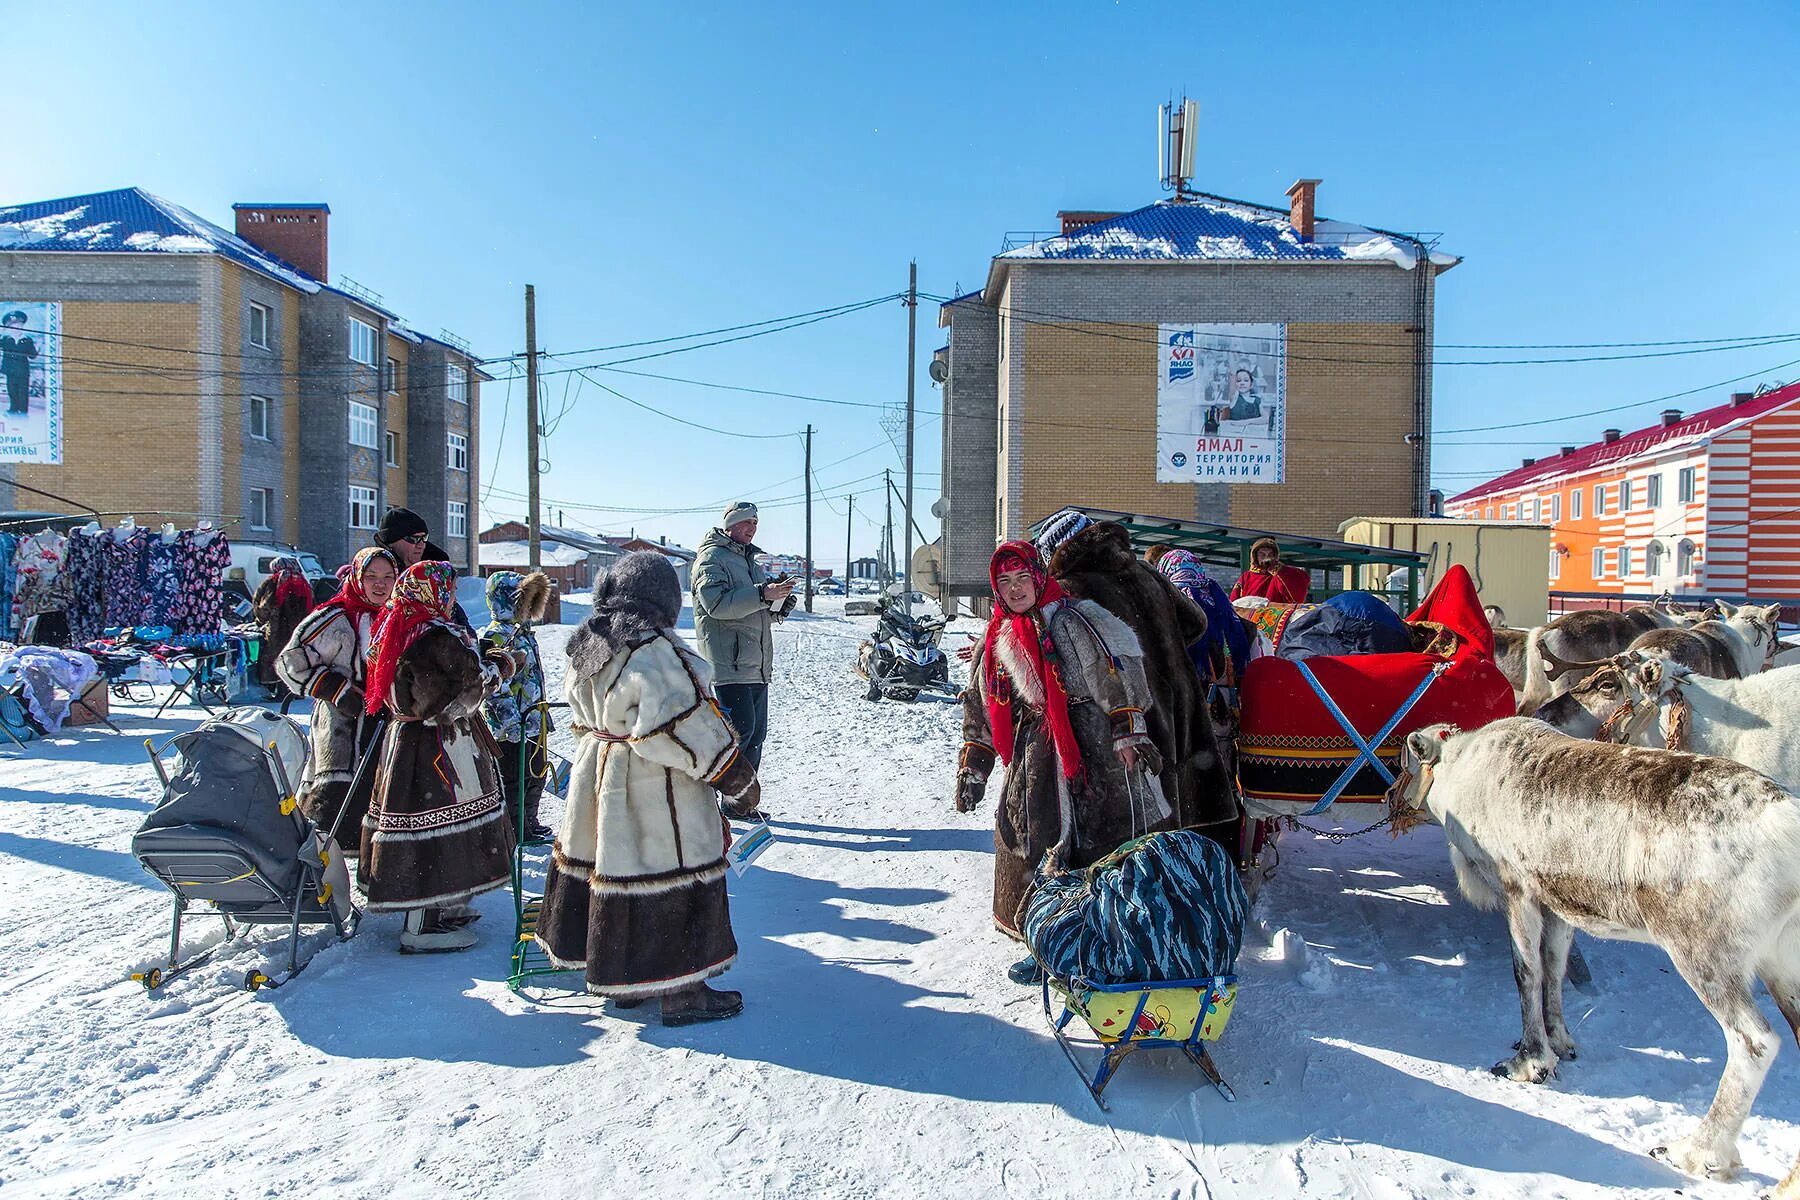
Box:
[1539,640,1612,683]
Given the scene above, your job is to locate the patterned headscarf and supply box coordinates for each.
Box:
[364,561,470,716]
[268,555,313,611]
[317,546,397,623]
[1155,548,1210,591]
[981,541,1082,779]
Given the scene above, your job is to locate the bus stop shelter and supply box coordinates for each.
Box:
[1025,507,1430,610]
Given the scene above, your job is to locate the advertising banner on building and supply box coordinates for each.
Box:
[0,301,61,465]
[1155,322,1285,484]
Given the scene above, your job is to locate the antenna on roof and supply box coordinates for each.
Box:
[1159,98,1200,199]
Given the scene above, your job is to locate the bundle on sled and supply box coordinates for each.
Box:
[131,707,358,993]
[1236,565,1515,825]
[1021,829,1247,1108]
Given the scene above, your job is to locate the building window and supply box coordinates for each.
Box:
[1646,540,1665,577]
[1617,546,1631,578]
[249,486,272,531]
[1571,488,1582,520]
[249,302,271,350]
[1592,546,1605,578]
[1677,539,1697,576]
[1646,473,1663,509]
[446,364,468,405]
[447,501,467,539]
[1621,479,1634,513]
[1549,494,1561,524]
[348,401,379,449]
[349,485,377,530]
[1678,467,1696,503]
[1549,548,1561,580]
[386,356,400,395]
[1485,506,1495,520]
[385,429,400,468]
[349,317,379,365]
[248,394,271,440]
[1592,484,1606,516]
[447,432,468,471]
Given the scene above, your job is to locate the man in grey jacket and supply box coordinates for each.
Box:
[693,503,796,810]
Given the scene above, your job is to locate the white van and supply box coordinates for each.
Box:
[226,540,329,594]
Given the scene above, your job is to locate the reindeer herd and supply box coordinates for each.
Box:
[1387,597,1800,1193]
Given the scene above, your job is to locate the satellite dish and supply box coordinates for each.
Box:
[930,498,948,519]
[928,359,948,384]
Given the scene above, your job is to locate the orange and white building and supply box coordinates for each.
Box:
[1444,380,1800,600]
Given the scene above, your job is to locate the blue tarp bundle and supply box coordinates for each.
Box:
[1021,830,1247,987]
[1277,590,1413,662]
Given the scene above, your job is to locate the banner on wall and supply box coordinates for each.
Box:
[1155,322,1285,484]
[0,301,61,464]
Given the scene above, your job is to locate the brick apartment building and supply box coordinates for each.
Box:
[1444,380,1800,600]
[0,188,486,571]
[936,182,1457,599]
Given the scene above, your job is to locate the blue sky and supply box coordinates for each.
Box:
[12,1,1799,558]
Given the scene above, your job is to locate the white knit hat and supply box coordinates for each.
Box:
[722,501,758,526]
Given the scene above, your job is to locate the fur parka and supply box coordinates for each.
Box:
[959,597,1167,935]
[1049,522,1241,843]
[357,626,513,910]
[252,579,312,688]
[275,604,381,845]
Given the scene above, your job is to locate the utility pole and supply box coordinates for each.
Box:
[883,468,895,587]
[524,285,542,572]
[803,423,814,613]
[844,494,854,592]
[901,261,917,616]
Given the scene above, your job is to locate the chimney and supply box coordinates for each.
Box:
[232,203,330,282]
[1731,391,1754,407]
[1522,457,1536,467]
[1560,446,1576,456]
[1602,428,1622,443]
[1661,409,1683,426]
[1286,179,1321,241]
[1058,210,1120,236]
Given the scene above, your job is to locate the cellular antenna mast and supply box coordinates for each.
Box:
[1159,98,1200,198]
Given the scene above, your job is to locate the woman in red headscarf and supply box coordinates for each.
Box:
[253,555,316,699]
[275,546,399,852]
[953,541,1167,982]
[359,560,515,954]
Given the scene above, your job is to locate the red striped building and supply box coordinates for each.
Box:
[1444,381,1800,598]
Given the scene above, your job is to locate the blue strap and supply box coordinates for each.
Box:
[1294,661,1443,816]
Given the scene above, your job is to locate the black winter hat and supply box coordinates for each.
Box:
[376,506,429,545]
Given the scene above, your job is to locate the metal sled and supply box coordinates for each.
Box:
[1042,974,1239,1110]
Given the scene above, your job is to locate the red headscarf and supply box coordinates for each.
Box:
[364,560,466,716]
[268,556,314,612]
[982,541,1082,780]
[316,546,397,623]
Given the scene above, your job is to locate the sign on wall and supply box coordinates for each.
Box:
[0,301,61,465]
[1155,322,1285,484]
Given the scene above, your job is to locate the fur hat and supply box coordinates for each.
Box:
[722,501,758,527]
[567,552,682,682]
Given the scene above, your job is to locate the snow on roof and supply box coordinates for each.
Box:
[1449,380,1800,503]
[478,540,589,568]
[998,196,1457,269]
[0,188,324,293]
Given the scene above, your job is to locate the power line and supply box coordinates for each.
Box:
[482,293,903,363]
[1435,359,1800,434]
[561,364,796,439]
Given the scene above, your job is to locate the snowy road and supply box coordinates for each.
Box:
[3,599,1798,1199]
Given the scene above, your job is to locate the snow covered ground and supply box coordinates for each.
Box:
[4,597,1799,1199]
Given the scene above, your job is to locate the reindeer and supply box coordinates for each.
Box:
[1388,718,1800,1192]
[1535,657,1800,791]
[1519,605,1684,712]
[1535,602,1780,698]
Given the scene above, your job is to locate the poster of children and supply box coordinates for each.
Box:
[1155,322,1285,484]
[0,301,61,464]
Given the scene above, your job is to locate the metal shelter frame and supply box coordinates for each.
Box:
[1026,507,1430,610]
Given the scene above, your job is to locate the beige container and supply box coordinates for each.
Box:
[1338,517,1552,627]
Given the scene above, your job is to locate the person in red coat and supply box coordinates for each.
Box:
[1230,537,1310,605]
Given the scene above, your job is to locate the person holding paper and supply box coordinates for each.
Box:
[692,501,795,816]
[539,552,757,1025]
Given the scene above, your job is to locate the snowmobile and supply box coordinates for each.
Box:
[856,591,952,702]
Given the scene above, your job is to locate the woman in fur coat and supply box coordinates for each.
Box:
[253,555,315,697]
[479,570,555,844]
[953,541,1165,982]
[275,547,398,851]
[1050,522,1241,848]
[537,552,759,1026]
[359,560,515,954]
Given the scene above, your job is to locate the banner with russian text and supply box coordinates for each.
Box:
[1156,322,1284,484]
[0,301,61,465]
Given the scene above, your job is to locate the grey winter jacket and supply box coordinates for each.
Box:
[692,527,792,685]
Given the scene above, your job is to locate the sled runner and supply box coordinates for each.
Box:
[131,707,365,992]
[1043,975,1238,1109]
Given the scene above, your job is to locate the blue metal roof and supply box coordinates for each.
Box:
[0,187,322,292]
[998,196,1435,267]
